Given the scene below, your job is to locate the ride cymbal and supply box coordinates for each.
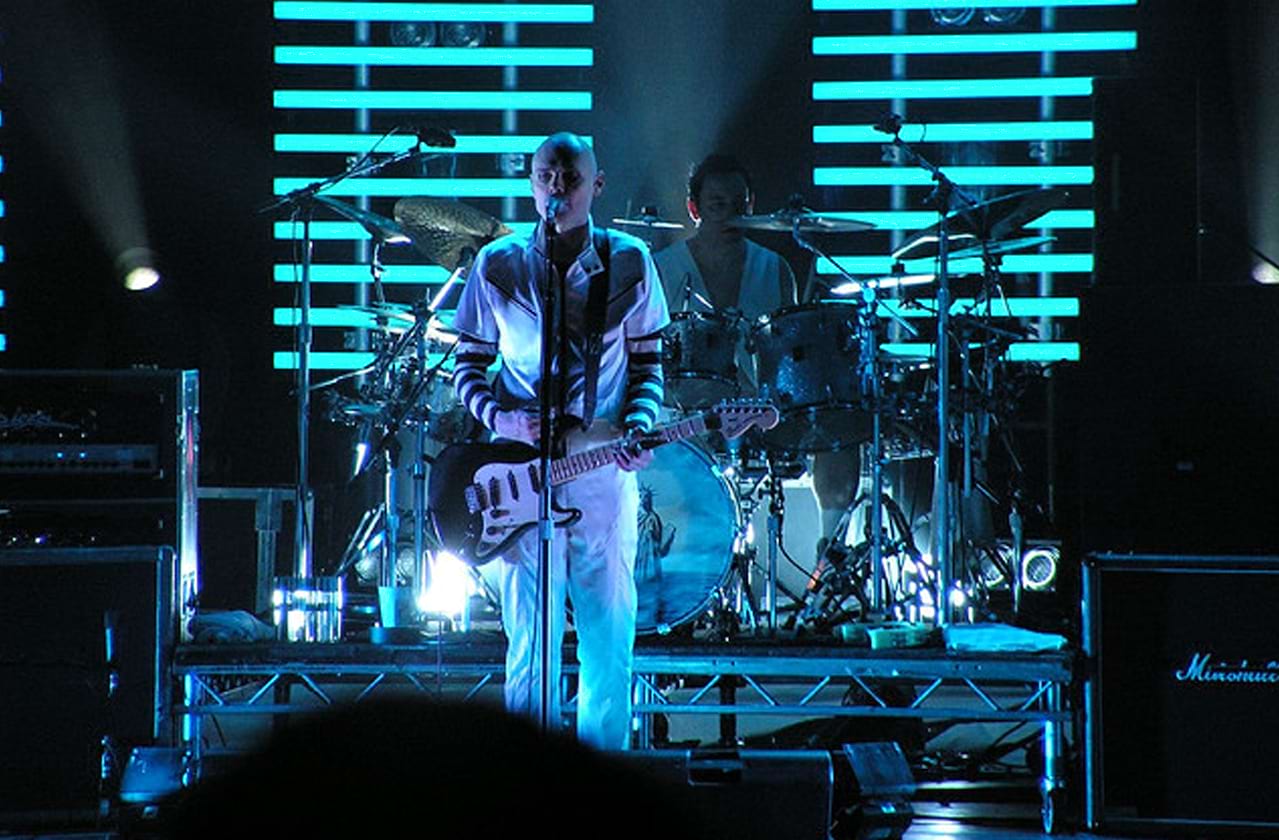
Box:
[394,197,512,271]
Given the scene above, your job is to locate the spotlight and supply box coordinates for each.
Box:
[440,22,486,48]
[417,550,474,616]
[978,543,1016,589]
[929,7,975,28]
[1021,546,1059,592]
[389,21,437,47]
[1253,262,1279,284]
[982,7,1026,27]
[117,246,160,292]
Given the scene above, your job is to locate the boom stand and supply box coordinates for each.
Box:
[878,129,983,626]
[261,132,431,578]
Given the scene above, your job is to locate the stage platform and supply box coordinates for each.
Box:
[174,635,1075,830]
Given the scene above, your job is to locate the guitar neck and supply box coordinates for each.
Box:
[550,414,709,486]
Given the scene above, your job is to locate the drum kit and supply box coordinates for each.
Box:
[621,185,1068,637]
[286,172,1062,639]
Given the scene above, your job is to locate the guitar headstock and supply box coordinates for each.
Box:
[709,398,781,439]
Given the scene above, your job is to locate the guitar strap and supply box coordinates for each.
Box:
[580,227,611,430]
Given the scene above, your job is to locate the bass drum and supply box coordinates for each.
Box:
[633,439,739,635]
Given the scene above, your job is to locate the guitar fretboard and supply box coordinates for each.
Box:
[550,413,709,485]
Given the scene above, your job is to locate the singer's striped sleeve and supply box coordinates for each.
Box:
[622,330,664,432]
[453,335,500,432]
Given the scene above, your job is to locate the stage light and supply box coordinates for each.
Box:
[1021,546,1059,591]
[1253,262,1279,284]
[118,247,161,292]
[389,21,437,47]
[930,6,975,27]
[982,7,1027,27]
[441,22,486,48]
[418,550,473,616]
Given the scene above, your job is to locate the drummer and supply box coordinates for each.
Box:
[654,154,859,572]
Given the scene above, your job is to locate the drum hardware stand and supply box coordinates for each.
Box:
[786,214,920,623]
[877,122,991,626]
[261,129,436,580]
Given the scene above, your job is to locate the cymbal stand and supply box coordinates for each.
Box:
[787,220,917,619]
[260,129,431,578]
[877,128,983,626]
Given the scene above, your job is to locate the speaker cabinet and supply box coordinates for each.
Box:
[1084,553,1279,833]
[621,749,832,840]
[0,546,175,817]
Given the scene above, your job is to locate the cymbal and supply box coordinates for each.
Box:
[394,197,513,271]
[612,213,685,230]
[727,210,875,234]
[949,234,1057,261]
[337,302,417,331]
[894,187,1068,260]
[314,194,414,246]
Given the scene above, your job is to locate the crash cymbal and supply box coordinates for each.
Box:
[313,194,414,246]
[337,302,417,332]
[727,209,875,234]
[894,187,1068,260]
[394,197,512,272]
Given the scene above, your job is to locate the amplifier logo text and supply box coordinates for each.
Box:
[1174,652,1279,685]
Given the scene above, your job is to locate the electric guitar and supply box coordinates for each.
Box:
[427,400,779,566]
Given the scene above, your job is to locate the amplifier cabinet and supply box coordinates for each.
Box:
[0,546,175,816]
[0,369,199,636]
[620,749,832,840]
[1083,553,1279,833]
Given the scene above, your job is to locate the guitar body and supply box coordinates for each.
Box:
[428,441,581,566]
[428,401,779,567]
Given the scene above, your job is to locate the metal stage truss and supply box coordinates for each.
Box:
[174,640,1073,822]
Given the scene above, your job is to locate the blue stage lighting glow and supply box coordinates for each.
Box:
[813,166,1093,186]
[813,0,1135,9]
[273,90,592,110]
[813,32,1135,55]
[813,77,1094,100]
[273,2,595,23]
[813,121,1094,144]
[272,177,534,197]
[274,46,593,67]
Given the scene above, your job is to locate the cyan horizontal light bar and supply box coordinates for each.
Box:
[274,133,592,154]
[273,177,532,197]
[0,335,6,352]
[273,3,594,23]
[813,32,1135,55]
[274,264,454,284]
[882,342,1079,362]
[273,90,592,110]
[814,121,1093,144]
[822,210,1093,229]
[273,351,376,371]
[814,166,1093,186]
[814,0,1134,8]
[273,221,535,240]
[817,253,1093,274]
[0,199,6,217]
[273,350,457,371]
[274,307,393,328]
[275,46,593,67]
[813,77,1093,100]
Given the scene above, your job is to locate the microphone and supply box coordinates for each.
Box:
[873,112,904,136]
[545,195,566,220]
[410,125,457,148]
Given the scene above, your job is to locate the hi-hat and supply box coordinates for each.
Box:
[728,210,875,234]
[894,187,1068,260]
[612,213,685,230]
[394,197,512,271]
[314,194,415,246]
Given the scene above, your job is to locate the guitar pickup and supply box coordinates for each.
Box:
[465,484,486,514]
[527,464,541,494]
[488,476,502,507]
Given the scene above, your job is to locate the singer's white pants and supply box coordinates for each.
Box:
[498,426,638,751]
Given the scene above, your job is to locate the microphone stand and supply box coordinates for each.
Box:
[536,217,562,734]
[877,127,982,626]
[260,132,429,579]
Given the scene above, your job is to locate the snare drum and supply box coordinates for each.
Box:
[633,439,739,635]
[661,311,743,410]
[751,303,870,452]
